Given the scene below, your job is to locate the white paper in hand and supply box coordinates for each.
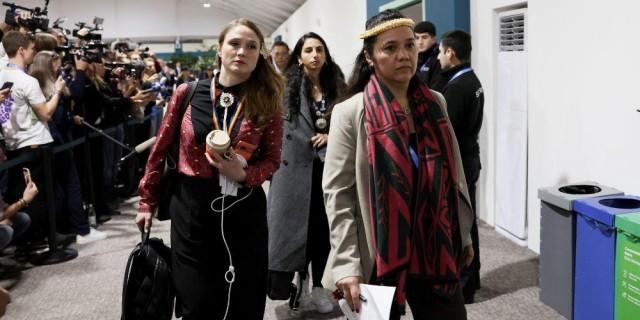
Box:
[359,284,396,320]
[338,298,359,320]
[337,284,396,320]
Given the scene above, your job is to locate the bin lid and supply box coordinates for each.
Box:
[615,213,640,237]
[538,181,623,211]
[574,195,640,226]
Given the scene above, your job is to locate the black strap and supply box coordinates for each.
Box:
[165,81,197,167]
[178,81,198,123]
[121,241,141,319]
[141,231,150,244]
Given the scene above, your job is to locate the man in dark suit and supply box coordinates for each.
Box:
[415,21,443,89]
[437,29,485,304]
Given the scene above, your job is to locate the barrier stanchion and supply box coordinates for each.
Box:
[0,111,159,266]
[30,145,78,265]
[81,120,98,227]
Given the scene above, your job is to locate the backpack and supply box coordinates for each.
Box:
[121,232,174,320]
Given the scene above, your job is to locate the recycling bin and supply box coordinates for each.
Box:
[614,212,640,320]
[538,182,622,319]
[573,195,640,320]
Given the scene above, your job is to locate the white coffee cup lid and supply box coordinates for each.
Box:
[207,130,230,148]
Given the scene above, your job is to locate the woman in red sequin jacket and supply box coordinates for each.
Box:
[135,18,284,319]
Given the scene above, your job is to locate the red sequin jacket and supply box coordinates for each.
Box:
[137,83,283,213]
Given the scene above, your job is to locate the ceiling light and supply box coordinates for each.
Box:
[203,3,211,8]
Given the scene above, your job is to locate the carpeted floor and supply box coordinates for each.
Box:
[2,195,565,320]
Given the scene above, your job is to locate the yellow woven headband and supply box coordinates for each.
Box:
[359,18,415,39]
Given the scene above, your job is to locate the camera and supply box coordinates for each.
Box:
[71,17,103,41]
[56,40,107,64]
[3,0,50,32]
[105,61,146,82]
[138,46,151,59]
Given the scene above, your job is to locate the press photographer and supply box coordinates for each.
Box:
[70,52,154,224]
[2,0,50,33]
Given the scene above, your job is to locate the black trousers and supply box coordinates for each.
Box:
[53,148,89,236]
[74,137,109,218]
[303,159,330,287]
[461,158,481,298]
[390,280,467,320]
[171,176,268,320]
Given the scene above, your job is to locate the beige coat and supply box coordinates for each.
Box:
[321,90,474,289]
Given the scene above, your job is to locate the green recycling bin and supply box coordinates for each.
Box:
[615,212,640,320]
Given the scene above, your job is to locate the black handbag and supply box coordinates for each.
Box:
[155,81,197,221]
[121,232,174,320]
[267,269,296,300]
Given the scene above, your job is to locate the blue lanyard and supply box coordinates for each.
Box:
[448,67,472,84]
[409,145,419,168]
[314,98,326,113]
[6,63,25,73]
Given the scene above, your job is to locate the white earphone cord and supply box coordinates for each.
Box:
[210,189,253,320]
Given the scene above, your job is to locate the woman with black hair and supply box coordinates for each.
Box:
[267,32,345,313]
[321,9,475,319]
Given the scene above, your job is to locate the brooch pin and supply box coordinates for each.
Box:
[220,92,235,108]
[315,117,327,130]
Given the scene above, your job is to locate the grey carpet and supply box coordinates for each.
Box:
[3,195,565,319]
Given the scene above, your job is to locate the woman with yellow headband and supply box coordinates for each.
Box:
[321,9,475,319]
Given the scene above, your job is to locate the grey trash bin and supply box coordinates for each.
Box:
[537,182,623,320]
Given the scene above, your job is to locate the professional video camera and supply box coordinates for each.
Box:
[56,41,108,64]
[56,17,107,64]
[3,0,50,32]
[111,41,151,61]
[138,46,151,59]
[104,61,146,82]
[50,17,70,44]
[72,17,103,41]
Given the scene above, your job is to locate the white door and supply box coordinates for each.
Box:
[495,9,528,243]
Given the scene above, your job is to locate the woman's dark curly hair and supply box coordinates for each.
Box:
[283,32,345,117]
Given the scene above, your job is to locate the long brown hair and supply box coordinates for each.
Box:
[85,62,108,90]
[29,50,68,97]
[217,18,284,128]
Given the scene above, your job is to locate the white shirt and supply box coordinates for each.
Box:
[0,43,7,68]
[0,67,52,150]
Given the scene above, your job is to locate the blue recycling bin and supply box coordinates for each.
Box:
[537,182,622,320]
[573,195,640,320]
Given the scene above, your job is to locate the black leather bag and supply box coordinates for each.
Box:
[121,232,174,320]
[155,81,197,221]
[267,270,296,300]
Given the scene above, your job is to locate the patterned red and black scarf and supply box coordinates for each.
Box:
[364,74,462,306]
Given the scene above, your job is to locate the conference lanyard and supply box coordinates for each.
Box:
[448,67,473,84]
[210,78,244,134]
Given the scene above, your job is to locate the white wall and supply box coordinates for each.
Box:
[145,42,214,55]
[270,0,367,76]
[11,0,240,40]
[472,0,640,253]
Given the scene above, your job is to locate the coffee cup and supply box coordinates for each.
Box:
[206,130,231,158]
